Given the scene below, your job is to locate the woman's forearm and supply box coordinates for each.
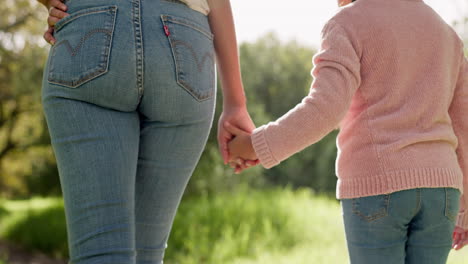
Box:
[208,0,246,108]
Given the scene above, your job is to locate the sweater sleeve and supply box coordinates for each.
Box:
[251,20,361,169]
[450,54,468,229]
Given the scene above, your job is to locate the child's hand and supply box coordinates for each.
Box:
[452,226,468,250]
[225,122,258,173]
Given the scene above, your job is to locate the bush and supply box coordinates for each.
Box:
[165,187,338,263]
[1,189,329,263]
[0,204,8,219]
[0,191,466,264]
[1,198,68,258]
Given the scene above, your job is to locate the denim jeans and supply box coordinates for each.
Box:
[41,0,216,263]
[341,188,460,264]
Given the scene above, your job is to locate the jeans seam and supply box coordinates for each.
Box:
[132,0,144,100]
[161,0,187,7]
[55,6,117,32]
[161,15,213,40]
[445,188,457,221]
[411,189,421,218]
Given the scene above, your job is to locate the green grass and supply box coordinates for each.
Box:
[0,197,68,258]
[167,188,346,263]
[0,190,467,264]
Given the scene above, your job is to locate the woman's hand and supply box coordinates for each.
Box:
[217,105,259,172]
[224,122,258,174]
[452,226,468,250]
[37,0,69,45]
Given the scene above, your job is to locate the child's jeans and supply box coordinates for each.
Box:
[41,0,215,263]
[341,188,460,264]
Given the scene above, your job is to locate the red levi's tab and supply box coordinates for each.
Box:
[163,25,170,36]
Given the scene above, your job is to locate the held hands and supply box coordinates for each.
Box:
[217,106,259,173]
[37,0,69,45]
[225,122,258,174]
[453,226,468,250]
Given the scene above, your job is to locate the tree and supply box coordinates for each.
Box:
[188,34,340,196]
[450,0,468,43]
[238,34,339,194]
[0,0,60,198]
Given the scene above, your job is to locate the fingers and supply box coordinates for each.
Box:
[452,233,460,249]
[452,228,468,250]
[459,232,468,250]
[228,158,243,170]
[49,0,68,12]
[43,26,56,45]
[217,126,233,165]
[47,0,69,27]
[220,139,231,165]
[221,142,229,165]
[244,160,258,167]
[50,6,69,20]
[47,15,60,27]
[228,158,258,174]
[224,121,247,136]
[453,239,468,250]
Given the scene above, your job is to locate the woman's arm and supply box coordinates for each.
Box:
[207,0,257,169]
[207,0,245,107]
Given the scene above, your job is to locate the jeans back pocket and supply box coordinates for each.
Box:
[351,194,390,222]
[47,5,117,88]
[161,14,215,101]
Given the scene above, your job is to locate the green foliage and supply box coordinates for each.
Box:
[237,34,339,194]
[0,198,68,258]
[1,191,467,264]
[0,0,59,198]
[1,189,344,263]
[187,33,339,197]
[167,187,312,263]
[240,33,315,118]
[0,1,338,199]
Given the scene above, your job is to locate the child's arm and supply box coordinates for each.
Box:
[450,54,468,235]
[207,0,257,166]
[250,20,361,169]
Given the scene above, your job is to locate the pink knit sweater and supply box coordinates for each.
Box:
[251,0,468,229]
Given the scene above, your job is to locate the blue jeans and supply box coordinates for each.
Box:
[41,0,216,263]
[341,188,460,264]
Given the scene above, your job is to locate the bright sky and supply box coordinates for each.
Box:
[231,0,467,48]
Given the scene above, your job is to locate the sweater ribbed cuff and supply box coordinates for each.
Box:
[457,211,468,230]
[251,126,279,169]
[337,168,463,199]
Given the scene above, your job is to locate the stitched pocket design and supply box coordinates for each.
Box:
[161,14,215,101]
[352,194,390,222]
[47,5,117,88]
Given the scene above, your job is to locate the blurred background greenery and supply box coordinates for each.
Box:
[0,0,467,263]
